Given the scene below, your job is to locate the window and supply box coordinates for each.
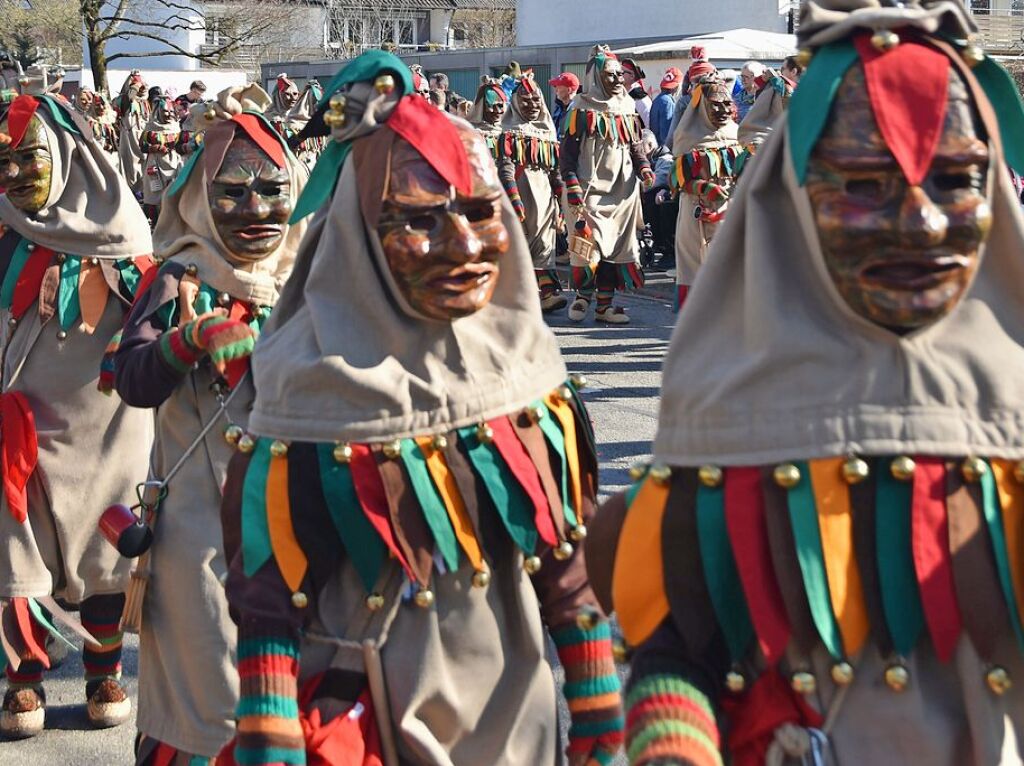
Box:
[398,19,414,46]
[205,15,230,45]
[970,0,991,15]
[327,14,368,48]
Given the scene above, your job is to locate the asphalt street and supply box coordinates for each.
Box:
[1,280,678,765]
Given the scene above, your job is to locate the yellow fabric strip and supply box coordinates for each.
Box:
[265,455,308,593]
[992,460,1024,625]
[546,395,584,525]
[612,476,671,646]
[810,457,870,657]
[415,437,485,572]
[77,260,109,335]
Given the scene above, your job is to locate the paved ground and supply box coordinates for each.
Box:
[2,277,677,765]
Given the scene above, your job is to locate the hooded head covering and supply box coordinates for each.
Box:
[672,77,738,155]
[736,69,793,149]
[0,95,152,257]
[153,100,308,306]
[654,0,1024,465]
[246,51,566,443]
[503,72,557,139]
[469,78,508,136]
[575,45,635,114]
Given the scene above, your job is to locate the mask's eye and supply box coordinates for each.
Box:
[260,184,284,197]
[465,202,496,223]
[224,186,246,199]
[933,172,975,192]
[844,178,884,200]
[408,214,436,232]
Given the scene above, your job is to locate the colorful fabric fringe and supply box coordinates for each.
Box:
[565,108,643,145]
[496,131,560,171]
[626,675,722,766]
[669,146,743,192]
[142,131,181,151]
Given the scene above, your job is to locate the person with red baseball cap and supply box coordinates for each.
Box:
[548,71,579,134]
[649,66,683,145]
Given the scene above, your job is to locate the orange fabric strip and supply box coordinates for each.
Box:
[77,260,109,335]
[612,476,671,646]
[546,394,584,525]
[265,455,308,592]
[992,460,1024,625]
[415,437,485,572]
[809,458,870,657]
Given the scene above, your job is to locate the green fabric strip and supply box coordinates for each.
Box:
[315,442,385,592]
[695,483,754,661]
[624,474,646,507]
[875,460,924,656]
[788,40,860,184]
[241,439,273,577]
[980,465,1024,651]
[535,401,575,528]
[290,140,352,223]
[167,146,204,198]
[25,599,75,651]
[399,438,460,572]
[457,426,538,555]
[58,256,81,330]
[194,284,218,316]
[788,461,844,659]
[0,237,32,309]
[234,747,305,766]
[974,55,1024,176]
[40,96,80,136]
[115,259,141,298]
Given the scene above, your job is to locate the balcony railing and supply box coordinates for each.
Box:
[970,8,1024,54]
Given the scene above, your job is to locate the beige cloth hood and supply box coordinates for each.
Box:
[672,80,738,156]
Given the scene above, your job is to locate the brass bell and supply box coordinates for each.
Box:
[365,593,385,611]
[553,541,574,561]
[324,94,347,128]
[374,74,396,94]
[831,661,855,686]
[986,666,1012,695]
[217,292,231,306]
[90,257,99,266]
[774,463,801,489]
[528,405,547,423]
[523,555,542,574]
[204,107,217,121]
[557,385,574,402]
[25,244,35,252]
[871,29,900,52]
[431,434,448,451]
[961,456,988,483]
[842,457,869,485]
[698,465,723,488]
[333,442,353,463]
[568,373,588,390]
[414,588,435,608]
[223,424,244,445]
[795,48,813,69]
[269,440,288,458]
[725,670,746,693]
[290,591,308,609]
[7,317,16,329]
[575,606,600,631]
[476,423,494,444]
[237,434,256,454]
[569,524,588,542]
[628,462,648,481]
[891,456,916,482]
[382,439,402,459]
[471,569,491,588]
[885,663,910,692]
[1015,460,1024,484]
[186,263,198,276]
[649,464,672,485]
[790,671,816,695]
[56,253,66,263]
[56,329,68,341]
[962,44,985,68]
[612,638,629,664]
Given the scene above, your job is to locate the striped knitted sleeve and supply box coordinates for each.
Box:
[235,619,305,766]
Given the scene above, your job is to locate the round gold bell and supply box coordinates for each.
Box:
[649,464,672,485]
[885,663,910,692]
[791,671,816,695]
[324,94,347,129]
[961,456,988,483]
[575,606,600,631]
[842,457,869,485]
[333,442,353,463]
[698,465,723,488]
[186,263,198,276]
[612,638,629,664]
[237,434,256,453]
[269,440,288,458]
[414,588,435,608]
[431,434,448,451]
[962,44,985,68]
[476,423,494,444]
[774,463,801,489]
[217,292,231,306]
[328,94,347,111]
[986,666,1012,695]
[56,253,65,263]
[56,329,68,341]
[523,555,542,574]
[529,405,547,423]
[557,385,574,402]
[223,424,244,446]
[7,317,16,329]
[290,591,308,609]
[891,456,916,481]
[471,569,491,588]
[383,439,402,459]
[795,48,813,68]
[725,670,746,693]
[204,107,217,121]
[569,524,588,542]
[553,541,574,561]
[365,593,385,611]
[569,373,588,390]
[831,661,855,686]
[871,29,900,52]
[374,74,396,94]
[628,462,648,481]
[1015,460,1024,484]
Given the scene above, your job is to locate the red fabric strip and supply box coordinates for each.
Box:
[11,246,54,320]
[130,261,160,309]
[152,742,177,766]
[348,443,414,581]
[490,416,558,546]
[912,456,962,662]
[224,300,252,389]
[11,598,48,666]
[388,97,472,196]
[233,113,286,169]
[724,467,791,664]
[1,392,38,524]
[6,96,40,148]
[854,36,950,186]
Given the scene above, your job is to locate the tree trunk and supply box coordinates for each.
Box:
[87,33,108,96]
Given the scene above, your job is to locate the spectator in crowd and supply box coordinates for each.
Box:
[430,72,449,92]
[429,87,448,110]
[733,60,765,121]
[649,66,681,146]
[666,47,717,151]
[782,54,805,83]
[173,79,206,117]
[548,71,580,134]
[638,130,678,270]
[410,64,430,98]
[621,58,652,127]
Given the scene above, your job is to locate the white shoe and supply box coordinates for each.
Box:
[567,298,589,322]
[86,678,131,729]
[1,688,44,739]
[596,307,630,324]
[540,293,568,312]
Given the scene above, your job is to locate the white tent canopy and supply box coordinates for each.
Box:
[614,27,797,66]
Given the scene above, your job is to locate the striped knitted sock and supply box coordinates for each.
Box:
[235,621,305,766]
[536,270,560,298]
[626,675,722,766]
[6,659,44,689]
[596,286,615,311]
[81,593,125,696]
[552,620,624,763]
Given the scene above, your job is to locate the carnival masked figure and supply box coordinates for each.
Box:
[267,75,326,171]
[218,51,623,766]
[141,96,184,222]
[469,78,508,158]
[75,88,119,160]
[591,2,1024,764]
[0,94,155,738]
[496,71,566,313]
[116,70,151,196]
[561,45,653,325]
[737,68,795,155]
[115,86,308,765]
[671,76,741,310]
